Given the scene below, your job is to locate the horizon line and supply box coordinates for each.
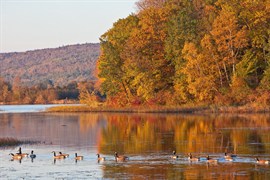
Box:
[0,42,100,54]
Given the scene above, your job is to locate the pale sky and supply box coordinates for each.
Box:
[0,0,137,53]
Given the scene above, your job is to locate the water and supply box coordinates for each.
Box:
[0,104,78,113]
[0,105,270,179]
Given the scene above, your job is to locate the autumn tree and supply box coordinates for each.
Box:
[12,76,23,103]
[165,0,198,103]
[211,7,248,86]
[124,4,173,103]
[239,0,270,87]
[0,77,10,103]
[182,42,219,102]
[77,81,102,107]
[136,0,166,11]
[98,15,139,105]
[96,0,270,107]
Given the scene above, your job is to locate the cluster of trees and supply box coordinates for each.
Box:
[0,76,96,104]
[97,0,270,107]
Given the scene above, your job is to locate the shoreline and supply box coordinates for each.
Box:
[0,137,38,147]
[46,104,270,114]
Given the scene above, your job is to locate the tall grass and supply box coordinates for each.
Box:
[47,104,209,113]
[46,104,270,113]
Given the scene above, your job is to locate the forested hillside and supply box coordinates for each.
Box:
[0,43,100,87]
[97,0,270,107]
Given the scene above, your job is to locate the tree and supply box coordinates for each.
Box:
[98,15,139,105]
[182,42,218,102]
[164,0,198,103]
[12,76,23,103]
[124,4,172,102]
[239,0,270,87]
[0,77,10,103]
[136,0,166,11]
[211,7,248,85]
[78,81,101,107]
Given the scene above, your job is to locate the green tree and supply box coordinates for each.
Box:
[98,15,139,105]
[164,0,198,103]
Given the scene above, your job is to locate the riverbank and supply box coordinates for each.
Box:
[0,138,38,147]
[0,99,79,105]
[46,103,270,113]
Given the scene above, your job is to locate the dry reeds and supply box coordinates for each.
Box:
[46,104,270,114]
[0,137,38,147]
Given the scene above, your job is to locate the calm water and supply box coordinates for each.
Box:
[0,104,78,113]
[0,106,270,179]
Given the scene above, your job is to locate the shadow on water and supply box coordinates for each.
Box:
[0,110,270,179]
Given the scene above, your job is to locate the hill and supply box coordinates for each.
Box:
[0,43,100,87]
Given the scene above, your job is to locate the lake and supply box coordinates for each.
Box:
[0,105,270,179]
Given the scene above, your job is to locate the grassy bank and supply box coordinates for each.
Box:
[0,137,38,147]
[47,106,206,113]
[46,104,270,113]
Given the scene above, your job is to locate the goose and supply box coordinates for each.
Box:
[188,153,200,161]
[16,147,22,155]
[114,152,128,162]
[59,152,69,158]
[75,153,83,160]
[224,153,233,161]
[206,155,218,163]
[30,150,36,159]
[16,147,29,157]
[224,152,237,158]
[171,151,179,159]
[256,157,269,164]
[52,151,65,159]
[224,156,233,161]
[9,153,23,160]
[97,154,105,162]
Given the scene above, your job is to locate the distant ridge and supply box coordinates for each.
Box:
[0,43,100,87]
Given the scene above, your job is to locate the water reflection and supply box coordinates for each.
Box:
[98,114,270,155]
[0,113,270,179]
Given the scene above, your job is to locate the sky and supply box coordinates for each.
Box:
[0,0,137,53]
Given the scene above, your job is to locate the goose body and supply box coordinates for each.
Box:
[224,156,233,161]
[52,151,66,159]
[9,153,23,160]
[75,153,83,160]
[30,150,36,159]
[16,147,29,157]
[97,154,105,162]
[224,153,235,161]
[256,158,269,164]
[171,151,179,159]
[188,153,199,161]
[206,155,218,163]
[59,152,69,158]
[21,153,29,157]
[115,152,128,162]
[225,152,237,158]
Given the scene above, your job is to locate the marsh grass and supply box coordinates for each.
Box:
[47,104,209,113]
[47,105,94,112]
[46,104,270,113]
[0,137,38,147]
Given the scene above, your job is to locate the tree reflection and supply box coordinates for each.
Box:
[95,114,270,156]
[1,113,270,179]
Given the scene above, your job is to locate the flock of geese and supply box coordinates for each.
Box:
[8,148,269,164]
[8,147,126,163]
[173,151,269,164]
